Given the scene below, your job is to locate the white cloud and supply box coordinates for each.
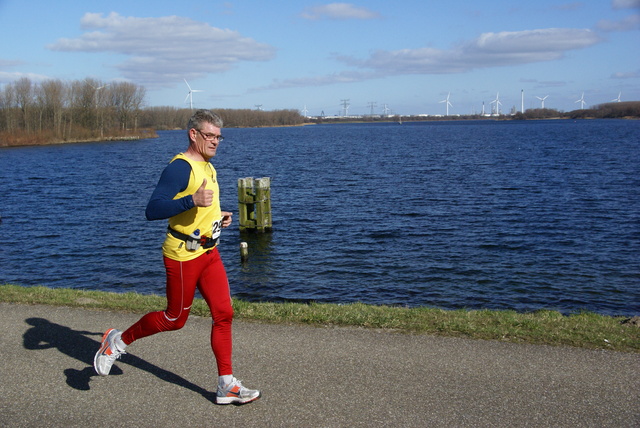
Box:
[251,28,601,92]
[611,69,640,78]
[537,80,569,88]
[342,28,602,75]
[0,59,25,68]
[612,0,640,10]
[248,70,377,92]
[520,78,569,87]
[597,13,640,31]
[47,12,276,86]
[301,3,380,20]
[0,71,50,84]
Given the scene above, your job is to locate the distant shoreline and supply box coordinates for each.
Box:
[0,132,157,149]
[2,116,638,149]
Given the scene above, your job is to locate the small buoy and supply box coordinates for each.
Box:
[240,242,249,261]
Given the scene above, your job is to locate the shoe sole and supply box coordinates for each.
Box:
[94,328,116,376]
[216,392,261,405]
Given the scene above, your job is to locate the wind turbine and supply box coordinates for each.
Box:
[439,92,452,116]
[611,92,621,102]
[575,92,586,109]
[184,79,202,110]
[536,95,549,109]
[490,92,502,115]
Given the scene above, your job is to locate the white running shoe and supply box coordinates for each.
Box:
[216,377,261,405]
[94,328,125,376]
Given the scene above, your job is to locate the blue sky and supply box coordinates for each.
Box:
[1,1,638,116]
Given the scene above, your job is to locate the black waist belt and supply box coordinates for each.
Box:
[168,227,218,249]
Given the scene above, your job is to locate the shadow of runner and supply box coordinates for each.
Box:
[22,317,215,402]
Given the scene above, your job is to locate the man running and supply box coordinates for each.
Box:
[94,109,260,405]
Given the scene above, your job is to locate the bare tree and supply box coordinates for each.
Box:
[14,77,34,132]
[109,82,137,131]
[131,84,146,132]
[38,79,67,137]
[0,83,17,132]
[74,78,99,131]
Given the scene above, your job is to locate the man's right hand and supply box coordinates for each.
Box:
[192,179,213,207]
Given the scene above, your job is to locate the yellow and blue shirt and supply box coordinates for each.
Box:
[146,153,222,261]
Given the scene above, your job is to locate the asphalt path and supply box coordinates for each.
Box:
[0,302,638,427]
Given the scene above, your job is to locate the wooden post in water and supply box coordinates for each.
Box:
[254,177,272,231]
[237,177,253,230]
[238,177,272,232]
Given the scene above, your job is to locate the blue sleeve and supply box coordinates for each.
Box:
[145,159,195,221]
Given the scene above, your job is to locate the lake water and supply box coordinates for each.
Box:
[1,120,638,316]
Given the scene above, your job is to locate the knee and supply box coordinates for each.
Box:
[172,316,189,330]
[213,305,234,324]
[162,311,189,331]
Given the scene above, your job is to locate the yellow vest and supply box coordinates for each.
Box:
[163,153,222,261]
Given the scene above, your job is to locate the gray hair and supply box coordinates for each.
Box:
[187,109,223,131]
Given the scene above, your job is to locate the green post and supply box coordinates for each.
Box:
[254,177,272,232]
[238,177,272,232]
[237,177,253,231]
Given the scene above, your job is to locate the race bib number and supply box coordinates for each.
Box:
[211,218,223,240]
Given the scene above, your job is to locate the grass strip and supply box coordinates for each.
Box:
[1,283,638,352]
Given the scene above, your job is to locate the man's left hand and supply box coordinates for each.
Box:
[221,212,233,228]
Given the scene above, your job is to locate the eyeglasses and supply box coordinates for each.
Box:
[196,129,224,142]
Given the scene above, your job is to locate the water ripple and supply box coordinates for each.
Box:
[1,120,639,316]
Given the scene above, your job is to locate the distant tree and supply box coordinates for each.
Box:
[14,77,34,132]
[37,79,66,136]
[593,101,640,118]
[0,82,17,132]
[110,82,141,131]
[216,108,305,127]
[522,108,563,119]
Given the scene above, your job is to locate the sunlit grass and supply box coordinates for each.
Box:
[1,284,638,352]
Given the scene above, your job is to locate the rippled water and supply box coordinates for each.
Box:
[1,120,638,316]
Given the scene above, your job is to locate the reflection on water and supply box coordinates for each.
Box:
[235,231,276,300]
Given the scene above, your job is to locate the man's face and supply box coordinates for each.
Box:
[190,123,222,160]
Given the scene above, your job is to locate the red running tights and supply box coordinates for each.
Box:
[121,248,233,375]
